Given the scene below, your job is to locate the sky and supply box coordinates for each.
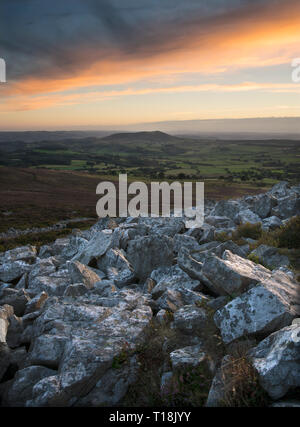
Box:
[0,0,299,130]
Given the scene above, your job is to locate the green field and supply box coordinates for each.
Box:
[1,131,299,185]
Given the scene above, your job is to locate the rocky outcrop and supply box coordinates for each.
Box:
[0,182,299,407]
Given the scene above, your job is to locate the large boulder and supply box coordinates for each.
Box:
[201,250,271,296]
[126,235,174,281]
[214,270,300,344]
[250,324,300,400]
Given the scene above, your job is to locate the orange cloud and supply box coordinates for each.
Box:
[1,0,300,112]
[1,82,299,113]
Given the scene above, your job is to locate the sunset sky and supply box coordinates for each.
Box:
[0,0,300,130]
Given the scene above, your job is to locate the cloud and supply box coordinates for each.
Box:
[1,0,293,80]
[2,81,299,113]
[1,0,299,108]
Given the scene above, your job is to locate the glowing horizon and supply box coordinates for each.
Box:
[0,0,300,130]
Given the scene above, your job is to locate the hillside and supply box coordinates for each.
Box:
[100,131,184,144]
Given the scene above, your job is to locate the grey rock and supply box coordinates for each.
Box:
[28,276,69,296]
[214,270,300,344]
[173,234,201,254]
[93,280,117,297]
[0,261,32,283]
[6,366,56,407]
[112,223,149,250]
[25,291,48,315]
[3,245,37,264]
[75,356,139,406]
[234,209,261,225]
[63,283,88,297]
[24,290,152,406]
[262,216,282,231]
[206,355,232,407]
[97,248,135,287]
[251,194,273,219]
[51,238,71,255]
[267,181,291,199]
[199,225,216,244]
[6,314,23,348]
[68,261,101,289]
[156,289,185,312]
[72,229,114,265]
[140,216,185,238]
[173,305,208,334]
[29,334,67,369]
[126,235,174,281]
[272,195,300,219]
[170,344,207,370]
[0,304,13,343]
[61,235,88,259]
[150,265,201,300]
[210,200,245,220]
[250,324,300,400]
[0,289,31,316]
[156,309,169,325]
[207,296,229,311]
[201,250,271,296]
[177,247,214,289]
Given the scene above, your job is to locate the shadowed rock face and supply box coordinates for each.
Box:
[250,324,300,400]
[0,181,299,406]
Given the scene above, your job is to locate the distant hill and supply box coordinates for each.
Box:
[114,117,300,139]
[100,131,183,144]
